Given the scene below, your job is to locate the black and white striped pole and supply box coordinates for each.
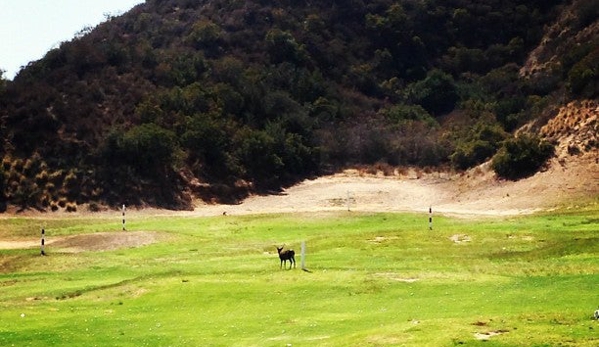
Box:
[428,206,433,231]
[40,228,46,256]
[122,204,126,231]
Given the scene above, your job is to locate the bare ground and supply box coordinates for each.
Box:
[194,152,598,218]
[0,231,163,252]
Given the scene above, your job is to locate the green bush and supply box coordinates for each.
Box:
[451,140,497,170]
[122,124,179,178]
[381,104,435,126]
[265,29,307,65]
[567,46,599,98]
[449,121,507,170]
[405,69,458,115]
[187,20,223,49]
[491,135,554,180]
[181,114,238,181]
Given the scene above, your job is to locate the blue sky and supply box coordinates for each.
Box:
[0,0,144,80]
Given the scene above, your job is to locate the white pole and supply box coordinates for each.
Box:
[301,241,306,270]
[40,228,46,256]
[347,191,351,211]
[122,204,126,231]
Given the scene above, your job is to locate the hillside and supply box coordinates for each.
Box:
[0,0,597,211]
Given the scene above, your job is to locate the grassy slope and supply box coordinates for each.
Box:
[0,209,597,346]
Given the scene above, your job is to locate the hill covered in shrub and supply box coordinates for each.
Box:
[0,0,597,211]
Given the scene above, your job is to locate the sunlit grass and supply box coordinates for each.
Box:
[0,208,597,346]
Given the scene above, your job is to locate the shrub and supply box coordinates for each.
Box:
[405,69,458,115]
[122,123,179,177]
[45,182,56,193]
[187,20,223,49]
[88,202,102,212]
[40,193,51,207]
[381,104,435,126]
[58,197,68,208]
[35,171,49,185]
[49,170,64,183]
[451,140,497,170]
[491,134,554,180]
[1,157,11,171]
[0,167,5,211]
[50,201,59,212]
[11,159,24,172]
[567,46,599,98]
[63,170,78,191]
[265,28,307,65]
[65,202,77,212]
[449,121,507,170]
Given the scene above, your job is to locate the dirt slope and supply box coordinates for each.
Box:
[193,152,597,217]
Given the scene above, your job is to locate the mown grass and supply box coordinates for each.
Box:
[0,207,597,346]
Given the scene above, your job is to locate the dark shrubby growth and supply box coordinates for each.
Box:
[451,122,508,170]
[0,0,591,210]
[491,135,555,180]
[567,45,599,98]
[405,70,459,116]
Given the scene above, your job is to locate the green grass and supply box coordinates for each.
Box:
[0,208,598,346]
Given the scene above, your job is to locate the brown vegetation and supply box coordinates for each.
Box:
[541,100,598,156]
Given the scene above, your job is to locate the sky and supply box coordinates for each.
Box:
[0,0,144,80]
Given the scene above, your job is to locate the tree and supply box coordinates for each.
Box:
[0,165,6,212]
[405,69,458,115]
[0,69,6,92]
[265,28,307,65]
[181,114,237,181]
[122,123,179,178]
[237,129,283,189]
[187,20,224,57]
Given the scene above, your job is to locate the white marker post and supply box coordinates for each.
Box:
[347,191,351,212]
[429,206,433,231]
[301,241,306,271]
[40,228,46,256]
[122,204,126,231]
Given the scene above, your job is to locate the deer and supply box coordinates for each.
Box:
[276,246,295,269]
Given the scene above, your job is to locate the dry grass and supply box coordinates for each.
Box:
[541,100,598,156]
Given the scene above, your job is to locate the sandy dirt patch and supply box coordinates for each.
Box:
[474,330,508,341]
[449,234,471,243]
[190,153,597,218]
[0,231,161,252]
